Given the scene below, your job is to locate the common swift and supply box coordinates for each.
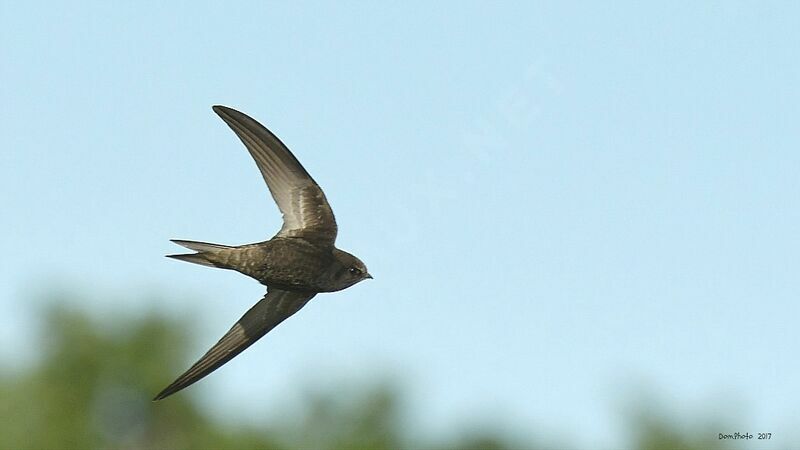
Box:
[153,106,371,401]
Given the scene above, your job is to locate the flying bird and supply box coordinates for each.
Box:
[153,106,371,401]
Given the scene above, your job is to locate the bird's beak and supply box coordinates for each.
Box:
[365,273,373,279]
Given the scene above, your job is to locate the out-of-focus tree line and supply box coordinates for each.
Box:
[0,295,733,450]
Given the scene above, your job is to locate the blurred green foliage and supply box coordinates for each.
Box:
[0,300,736,450]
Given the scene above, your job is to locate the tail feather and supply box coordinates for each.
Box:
[171,239,232,252]
[168,239,232,268]
[167,253,218,267]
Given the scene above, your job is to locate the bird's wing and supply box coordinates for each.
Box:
[153,289,316,400]
[213,105,338,246]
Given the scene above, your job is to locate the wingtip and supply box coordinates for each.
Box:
[152,389,168,402]
[153,382,182,401]
[212,104,233,117]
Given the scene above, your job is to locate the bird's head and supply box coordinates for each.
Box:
[331,249,372,290]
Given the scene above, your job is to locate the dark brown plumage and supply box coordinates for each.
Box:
[153,106,371,401]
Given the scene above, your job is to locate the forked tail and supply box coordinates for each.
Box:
[167,240,232,268]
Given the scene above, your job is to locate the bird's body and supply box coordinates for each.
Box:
[153,106,371,401]
[175,237,363,293]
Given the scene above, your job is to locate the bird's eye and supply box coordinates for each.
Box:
[349,267,361,275]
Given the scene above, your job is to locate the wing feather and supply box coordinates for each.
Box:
[213,105,337,245]
[153,290,316,400]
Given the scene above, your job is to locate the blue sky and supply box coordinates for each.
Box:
[1,1,798,447]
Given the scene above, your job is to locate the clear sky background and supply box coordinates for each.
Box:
[1,2,798,448]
